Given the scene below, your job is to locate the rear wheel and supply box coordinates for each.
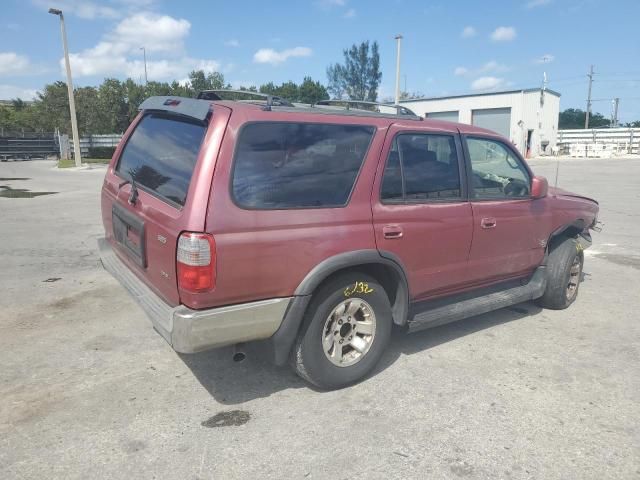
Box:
[291,273,392,389]
[536,237,584,310]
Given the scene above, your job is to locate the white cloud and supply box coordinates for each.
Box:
[0,84,38,100]
[253,47,312,65]
[0,52,31,76]
[471,76,505,91]
[526,0,552,8]
[534,54,555,64]
[64,13,221,80]
[111,13,190,53]
[224,39,240,47]
[461,26,476,38]
[343,8,356,18]
[455,61,509,77]
[490,26,517,42]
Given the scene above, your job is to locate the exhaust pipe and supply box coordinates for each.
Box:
[232,343,246,363]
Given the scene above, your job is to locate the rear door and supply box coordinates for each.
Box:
[463,135,551,282]
[371,125,473,301]
[101,100,230,305]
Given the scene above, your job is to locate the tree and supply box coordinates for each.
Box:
[75,86,101,135]
[11,98,27,111]
[326,41,382,101]
[33,81,70,133]
[188,70,226,93]
[559,108,610,129]
[98,79,129,133]
[298,76,329,104]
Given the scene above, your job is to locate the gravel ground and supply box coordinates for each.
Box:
[1,158,639,479]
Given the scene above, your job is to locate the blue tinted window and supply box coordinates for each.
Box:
[116,113,206,206]
[232,122,374,209]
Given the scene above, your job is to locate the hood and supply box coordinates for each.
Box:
[548,186,598,205]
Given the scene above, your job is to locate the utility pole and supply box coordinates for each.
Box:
[140,47,148,85]
[394,34,403,105]
[585,64,594,129]
[49,8,82,167]
[612,97,619,127]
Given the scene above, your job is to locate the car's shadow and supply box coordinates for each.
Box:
[179,301,544,405]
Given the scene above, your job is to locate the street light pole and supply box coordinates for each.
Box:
[140,47,148,85]
[49,8,81,167]
[394,34,403,105]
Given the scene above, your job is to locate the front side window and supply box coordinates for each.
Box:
[466,137,530,199]
[381,133,461,202]
[232,122,374,209]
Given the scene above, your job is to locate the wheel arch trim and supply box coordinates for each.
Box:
[269,249,410,365]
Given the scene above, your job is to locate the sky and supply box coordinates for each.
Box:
[1,0,639,122]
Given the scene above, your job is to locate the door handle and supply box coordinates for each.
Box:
[383,225,404,239]
[481,217,497,229]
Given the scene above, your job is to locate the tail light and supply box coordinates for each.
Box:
[177,232,215,292]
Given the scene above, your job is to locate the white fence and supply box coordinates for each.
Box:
[557,128,639,157]
[68,134,123,156]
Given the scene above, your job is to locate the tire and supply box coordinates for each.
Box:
[536,237,584,310]
[291,273,392,390]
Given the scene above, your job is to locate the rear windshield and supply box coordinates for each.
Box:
[232,122,374,209]
[116,113,206,207]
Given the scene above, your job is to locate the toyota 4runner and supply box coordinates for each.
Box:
[99,94,599,389]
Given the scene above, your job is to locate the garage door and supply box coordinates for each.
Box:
[472,108,511,138]
[426,111,459,122]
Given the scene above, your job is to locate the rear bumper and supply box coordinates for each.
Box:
[98,238,291,353]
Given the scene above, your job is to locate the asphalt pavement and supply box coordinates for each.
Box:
[1,158,639,479]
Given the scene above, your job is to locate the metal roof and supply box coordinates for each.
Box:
[398,88,561,104]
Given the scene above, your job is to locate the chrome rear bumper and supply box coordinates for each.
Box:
[98,238,291,353]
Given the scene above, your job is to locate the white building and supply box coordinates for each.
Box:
[399,88,561,157]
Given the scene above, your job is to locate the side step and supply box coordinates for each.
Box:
[408,267,547,333]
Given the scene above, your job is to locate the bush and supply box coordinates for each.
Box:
[88,146,116,159]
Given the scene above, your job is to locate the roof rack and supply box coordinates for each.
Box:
[313,99,419,118]
[197,89,294,110]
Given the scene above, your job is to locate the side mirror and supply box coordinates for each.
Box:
[531,175,548,199]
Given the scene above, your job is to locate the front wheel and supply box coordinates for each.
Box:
[291,273,392,390]
[536,237,584,310]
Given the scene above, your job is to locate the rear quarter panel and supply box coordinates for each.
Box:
[197,108,391,309]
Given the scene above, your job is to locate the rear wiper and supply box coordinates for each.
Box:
[118,178,139,205]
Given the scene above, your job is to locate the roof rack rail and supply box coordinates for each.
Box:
[197,89,294,109]
[313,99,419,118]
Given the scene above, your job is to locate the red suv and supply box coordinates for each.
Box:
[99,94,599,389]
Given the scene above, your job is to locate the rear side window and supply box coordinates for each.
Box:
[232,122,374,209]
[116,113,206,207]
[381,133,461,202]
